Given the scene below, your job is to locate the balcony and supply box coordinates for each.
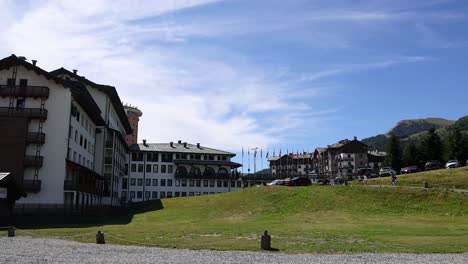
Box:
[175,172,237,179]
[337,157,353,162]
[23,180,41,193]
[24,155,44,167]
[26,132,46,144]
[0,107,48,119]
[0,85,50,98]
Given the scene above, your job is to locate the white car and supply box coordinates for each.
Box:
[379,167,397,177]
[267,179,285,186]
[445,160,460,169]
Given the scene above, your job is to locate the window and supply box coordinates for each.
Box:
[121,191,127,199]
[137,179,143,186]
[147,152,159,162]
[146,164,152,173]
[19,79,28,87]
[189,192,194,196]
[131,152,144,161]
[79,135,83,146]
[138,164,143,172]
[189,180,194,187]
[237,181,242,188]
[76,111,80,121]
[153,165,158,173]
[168,165,173,173]
[152,179,158,186]
[84,138,87,149]
[181,179,186,187]
[203,180,208,187]
[146,179,151,186]
[7,78,15,87]
[75,131,78,142]
[145,191,150,198]
[221,156,227,161]
[175,180,180,187]
[130,178,136,186]
[73,151,77,162]
[175,192,180,197]
[161,179,166,186]
[161,153,173,162]
[167,179,173,187]
[161,165,166,173]
[137,191,142,198]
[208,155,214,161]
[196,180,201,187]
[130,191,135,198]
[182,192,187,197]
[167,192,172,198]
[16,98,25,109]
[152,191,158,199]
[210,180,214,187]
[217,180,222,187]
[203,192,208,195]
[223,180,228,188]
[131,164,136,172]
[160,192,166,198]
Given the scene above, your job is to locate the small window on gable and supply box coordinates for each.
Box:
[19,79,28,87]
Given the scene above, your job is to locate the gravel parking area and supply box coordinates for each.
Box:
[1,237,467,264]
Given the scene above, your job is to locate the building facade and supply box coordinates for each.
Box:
[0,55,106,208]
[123,141,242,202]
[50,68,132,206]
[268,153,313,178]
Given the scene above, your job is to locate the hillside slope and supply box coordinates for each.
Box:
[15,185,468,253]
[387,118,454,138]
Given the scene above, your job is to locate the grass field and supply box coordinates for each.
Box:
[357,167,468,189]
[5,184,468,254]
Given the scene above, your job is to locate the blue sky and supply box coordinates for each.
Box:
[0,0,467,170]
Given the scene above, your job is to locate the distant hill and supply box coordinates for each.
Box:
[387,118,454,138]
[362,116,467,151]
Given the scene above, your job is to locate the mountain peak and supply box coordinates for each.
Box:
[386,117,454,138]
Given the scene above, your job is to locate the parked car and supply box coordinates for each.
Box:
[379,167,396,177]
[445,160,460,169]
[400,166,420,174]
[267,179,286,186]
[425,160,442,171]
[287,177,312,186]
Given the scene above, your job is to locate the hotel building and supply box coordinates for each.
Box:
[123,140,242,202]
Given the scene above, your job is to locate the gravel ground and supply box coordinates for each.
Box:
[1,237,467,264]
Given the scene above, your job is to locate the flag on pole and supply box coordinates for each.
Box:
[266,149,269,158]
[260,148,263,159]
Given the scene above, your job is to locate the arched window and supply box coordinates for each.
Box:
[176,166,188,177]
[218,167,228,175]
[190,166,201,176]
[204,167,215,176]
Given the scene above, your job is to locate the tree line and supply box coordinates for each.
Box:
[385,127,468,171]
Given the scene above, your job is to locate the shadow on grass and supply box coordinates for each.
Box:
[5,199,164,230]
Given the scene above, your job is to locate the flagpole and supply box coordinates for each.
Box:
[241,146,244,175]
[248,146,250,175]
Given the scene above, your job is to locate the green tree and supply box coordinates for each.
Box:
[402,142,422,167]
[445,127,468,163]
[421,127,444,162]
[385,134,402,171]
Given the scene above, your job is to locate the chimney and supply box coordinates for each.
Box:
[178,140,182,144]
[18,56,27,61]
[196,143,200,148]
[32,60,37,66]
[170,141,174,147]
[143,139,147,146]
[73,69,78,75]
[353,136,357,140]
[183,142,187,148]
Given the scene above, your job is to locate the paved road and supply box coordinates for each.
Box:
[1,237,467,264]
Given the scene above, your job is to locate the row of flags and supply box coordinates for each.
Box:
[241,146,312,174]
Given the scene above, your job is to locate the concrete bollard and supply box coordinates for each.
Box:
[8,227,15,237]
[424,181,429,188]
[96,231,106,244]
[261,230,271,250]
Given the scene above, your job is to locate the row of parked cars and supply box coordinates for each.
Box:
[379,159,466,176]
[267,177,312,186]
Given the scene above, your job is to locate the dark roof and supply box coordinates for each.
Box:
[0,55,65,85]
[63,80,105,126]
[0,55,104,126]
[50,67,132,134]
[129,142,236,156]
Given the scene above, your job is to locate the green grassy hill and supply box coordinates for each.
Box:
[359,167,468,189]
[10,184,468,253]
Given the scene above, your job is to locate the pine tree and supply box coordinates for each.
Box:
[402,142,422,167]
[421,127,443,162]
[445,127,468,162]
[385,134,402,171]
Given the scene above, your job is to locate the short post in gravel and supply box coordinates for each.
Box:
[96,231,105,244]
[8,226,15,237]
[261,230,271,250]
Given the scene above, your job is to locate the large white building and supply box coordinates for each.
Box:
[123,141,242,202]
[0,55,107,208]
